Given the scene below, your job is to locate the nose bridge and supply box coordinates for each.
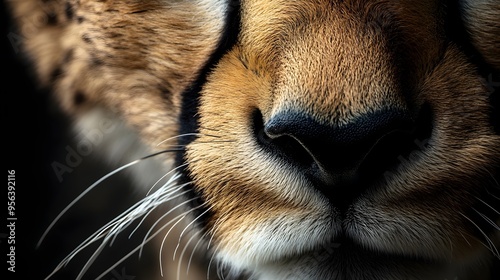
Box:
[271,18,406,126]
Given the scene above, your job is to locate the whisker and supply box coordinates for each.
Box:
[93,203,204,280]
[217,257,226,280]
[158,203,207,277]
[174,206,213,260]
[47,177,181,266]
[483,167,500,188]
[187,230,210,277]
[460,232,473,247]
[482,167,500,200]
[460,213,499,259]
[37,149,180,248]
[139,194,199,258]
[39,161,139,248]
[108,175,188,244]
[156,131,225,148]
[129,184,186,239]
[160,215,187,277]
[176,229,202,280]
[44,171,184,279]
[207,246,218,280]
[206,218,225,280]
[206,226,218,252]
[156,133,203,147]
[75,233,115,280]
[146,163,188,196]
[475,197,500,215]
[189,139,237,145]
[472,208,500,231]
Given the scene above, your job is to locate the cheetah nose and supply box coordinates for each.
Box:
[256,108,413,200]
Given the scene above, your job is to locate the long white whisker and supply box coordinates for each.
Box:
[63,214,123,266]
[475,197,500,215]
[473,208,500,231]
[160,215,187,277]
[156,133,202,147]
[129,184,186,240]
[217,256,225,280]
[93,204,203,280]
[146,163,189,196]
[207,213,227,251]
[206,227,217,251]
[139,196,199,258]
[174,206,213,260]
[44,171,183,279]
[460,213,499,259]
[177,230,202,280]
[75,233,116,280]
[38,159,141,248]
[207,245,219,280]
[38,149,178,248]
[109,174,186,245]
[482,167,500,200]
[187,231,210,277]
[460,232,473,247]
[158,203,207,277]
[206,220,225,280]
[46,174,182,270]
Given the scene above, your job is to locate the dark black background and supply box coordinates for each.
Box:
[3,0,60,277]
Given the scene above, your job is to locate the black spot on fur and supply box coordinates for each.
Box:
[107,32,124,39]
[46,12,58,25]
[49,66,63,85]
[73,91,86,106]
[130,10,148,14]
[63,49,74,63]
[82,34,92,44]
[77,16,85,23]
[65,2,74,20]
[90,55,104,67]
[158,85,174,106]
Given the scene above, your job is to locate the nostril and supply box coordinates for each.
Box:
[253,110,315,168]
[260,108,414,171]
[358,104,434,179]
[252,105,433,204]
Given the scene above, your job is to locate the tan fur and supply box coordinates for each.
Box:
[9,0,227,148]
[7,0,500,279]
[188,2,499,274]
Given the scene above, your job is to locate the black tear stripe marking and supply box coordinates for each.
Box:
[175,0,241,229]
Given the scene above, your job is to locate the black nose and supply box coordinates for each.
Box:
[255,108,420,203]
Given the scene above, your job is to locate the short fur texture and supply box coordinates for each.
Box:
[7,0,500,279]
